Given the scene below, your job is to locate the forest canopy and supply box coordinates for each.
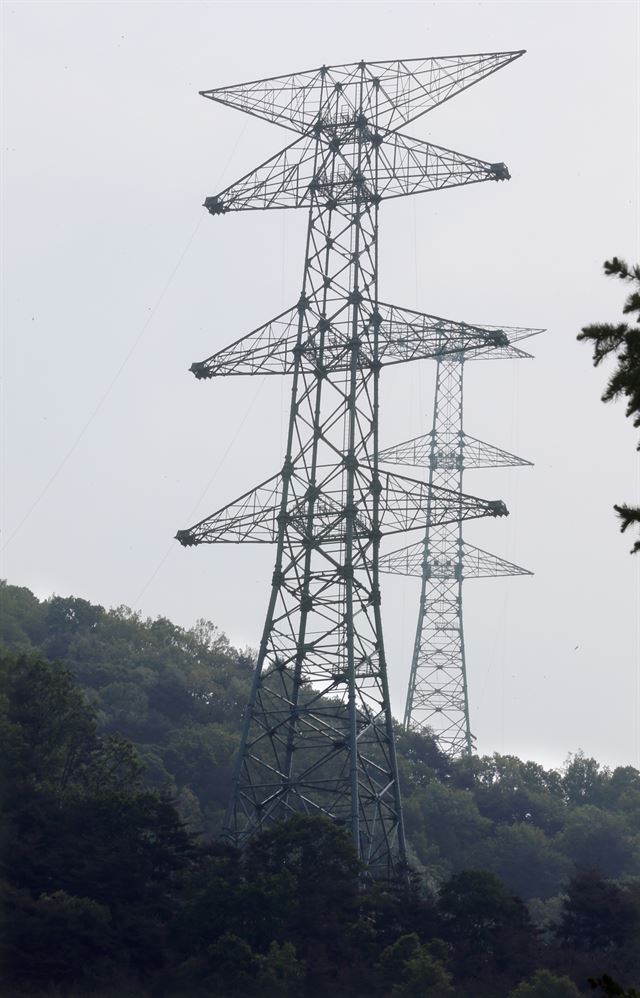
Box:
[1,580,639,996]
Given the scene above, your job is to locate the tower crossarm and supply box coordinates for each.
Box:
[176,468,509,547]
[175,474,281,545]
[374,131,511,199]
[459,543,532,578]
[377,470,508,533]
[199,52,525,136]
[377,539,531,578]
[375,303,510,363]
[467,344,534,361]
[190,306,302,379]
[203,134,317,214]
[375,307,544,364]
[379,432,532,468]
[462,435,532,468]
[379,433,432,467]
[189,302,512,380]
[203,131,512,217]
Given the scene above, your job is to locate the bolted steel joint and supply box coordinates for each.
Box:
[368,585,381,606]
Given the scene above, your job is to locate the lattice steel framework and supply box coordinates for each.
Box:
[379,332,541,756]
[177,54,526,875]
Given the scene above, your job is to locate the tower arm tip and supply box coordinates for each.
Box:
[490,162,510,181]
[175,529,198,547]
[488,500,509,517]
[203,195,227,215]
[189,361,212,380]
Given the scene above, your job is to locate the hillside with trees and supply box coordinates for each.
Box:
[1,580,639,996]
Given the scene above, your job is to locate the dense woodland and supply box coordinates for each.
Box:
[1,580,639,996]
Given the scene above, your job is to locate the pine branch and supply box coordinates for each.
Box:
[603,256,640,284]
[577,323,629,366]
[614,504,640,554]
[579,259,640,554]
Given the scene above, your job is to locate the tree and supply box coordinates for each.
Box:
[374,934,455,997]
[562,752,608,807]
[484,823,571,900]
[578,257,640,552]
[243,814,361,957]
[438,870,536,987]
[509,968,581,997]
[558,870,639,953]
[589,976,640,997]
[556,806,637,879]
[0,650,196,992]
[403,780,493,872]
[468,753,565,835]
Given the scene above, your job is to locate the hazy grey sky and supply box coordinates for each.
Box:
[2,0,639,770]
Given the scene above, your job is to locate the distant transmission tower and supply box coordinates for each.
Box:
[379,336,540,755]
[177,54,527,874]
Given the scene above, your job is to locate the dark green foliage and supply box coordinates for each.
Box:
[374,933,455,996]
[484,823,571,901]
[558,870,639,952]
[2,581,640,995]
[170,933,305,998]
[589,975,640,997]
[0,581,252,835]
[438,869,537,989]
[243,814,360,952]
[403,779,493,872]
[509,968,581,997]
[557,807,636,879]
[466,754,565,833]
[0,649,196,993]
[3,581,639,905]
[578,257,640,552]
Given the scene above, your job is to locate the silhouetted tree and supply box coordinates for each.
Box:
[558,870,639,952]
[438,869,536,990]
[510,968,581,997]
[578,257,640,552]
[0,650,195,992]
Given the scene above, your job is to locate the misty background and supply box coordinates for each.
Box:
[1,0,638,770]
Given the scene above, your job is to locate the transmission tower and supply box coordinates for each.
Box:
[176,54,527,875]
[379,334,541,756]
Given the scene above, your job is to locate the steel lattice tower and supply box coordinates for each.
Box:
[379,335,541,756]
[176,54,527,874]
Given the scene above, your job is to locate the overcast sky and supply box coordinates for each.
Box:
[2,0,639,771]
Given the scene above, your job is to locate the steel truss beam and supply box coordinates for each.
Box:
[190,304,514,380]
[176,470,507,546]
[379,540,532,579]
[200,53,524,136]
[178,54,524,875]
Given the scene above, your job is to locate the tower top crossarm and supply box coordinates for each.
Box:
[200,52,525,136]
